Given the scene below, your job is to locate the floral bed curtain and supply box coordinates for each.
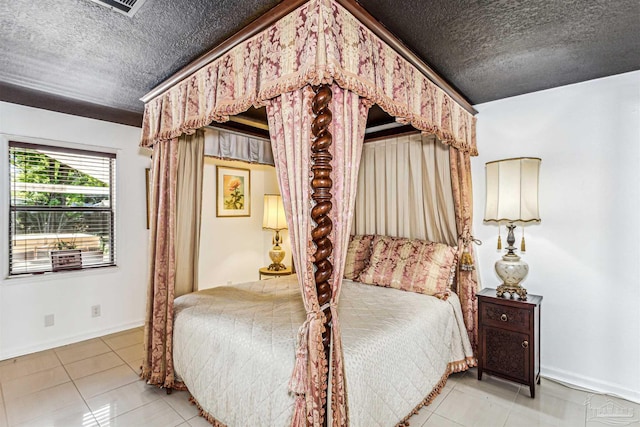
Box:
[142,131,204,388]
[266,83,369,426]
[450,147,481,351]
[266,86,326,426]
[142,136,179,388]
[325,85,370,425]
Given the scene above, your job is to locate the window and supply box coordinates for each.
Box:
[9,142,116,275]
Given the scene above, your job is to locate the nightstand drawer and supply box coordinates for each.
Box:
[480,301,530,331]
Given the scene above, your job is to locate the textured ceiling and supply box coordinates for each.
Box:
[359,0,640,103]
[0,0,638,127]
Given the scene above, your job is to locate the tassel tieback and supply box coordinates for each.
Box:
[460,234,482,271]
[460,248,475,271]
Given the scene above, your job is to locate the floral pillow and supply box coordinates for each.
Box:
[357,235,457,296]
[343,235,375,280]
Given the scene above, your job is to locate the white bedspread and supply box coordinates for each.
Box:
[173,276,473,427]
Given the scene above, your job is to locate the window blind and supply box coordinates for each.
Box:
[9,142,116,275]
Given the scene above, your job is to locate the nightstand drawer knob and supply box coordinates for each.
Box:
[522,340,529,349]
[500,313,508,322]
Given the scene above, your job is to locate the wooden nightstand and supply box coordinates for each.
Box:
[477,288,542,398]
[258,267,293,280]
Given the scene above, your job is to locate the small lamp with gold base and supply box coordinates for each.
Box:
[484,157,541,300]
[263,194,288,271]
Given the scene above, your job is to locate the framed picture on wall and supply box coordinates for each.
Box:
[216,166,251,217]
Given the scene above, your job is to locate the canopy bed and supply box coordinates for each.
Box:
[139,0,481,425]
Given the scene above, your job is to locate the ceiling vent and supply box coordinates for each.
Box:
[87,0,147,17]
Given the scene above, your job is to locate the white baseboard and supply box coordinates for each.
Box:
[542,366,640,404]
[0,320,144,360]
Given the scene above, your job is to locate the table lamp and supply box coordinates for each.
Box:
[484,157,541,300]
[263,194,288,271]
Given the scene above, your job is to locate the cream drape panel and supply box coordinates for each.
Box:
[266,86,327,427]
[354,134,457,246]
[142,131,203,388]
[175,131,204,297]
[204,128,274,165]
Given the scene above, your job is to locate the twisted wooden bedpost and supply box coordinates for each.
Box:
[311,84,333,425]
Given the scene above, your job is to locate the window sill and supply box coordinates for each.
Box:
[2,265,120,285]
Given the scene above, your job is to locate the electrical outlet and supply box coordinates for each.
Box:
[91,305,101,318]
[44,314,54,327]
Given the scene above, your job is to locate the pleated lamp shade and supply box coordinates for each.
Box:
[262,194,287,231]
[484,157,541,301]
[484,157,541,224]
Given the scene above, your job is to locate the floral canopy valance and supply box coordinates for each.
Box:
[140,0,477,155]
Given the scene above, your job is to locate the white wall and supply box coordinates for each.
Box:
[472,71,640,402]
[0,102,150,359]
[198,157,291,288]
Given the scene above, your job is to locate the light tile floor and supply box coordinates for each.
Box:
[0,328,638,426]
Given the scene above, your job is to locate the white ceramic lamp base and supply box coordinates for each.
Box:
[495,253,529,300]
